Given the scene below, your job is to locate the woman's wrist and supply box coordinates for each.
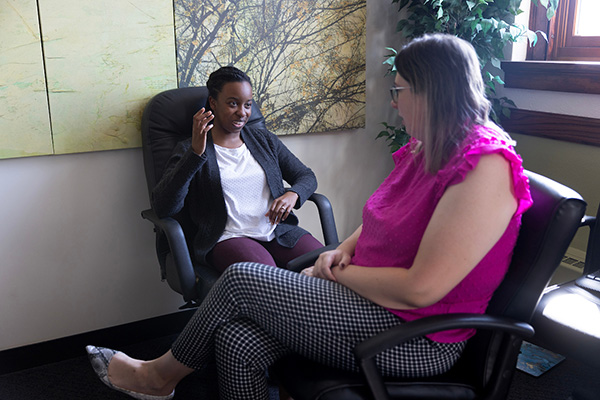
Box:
[285,190,300,207]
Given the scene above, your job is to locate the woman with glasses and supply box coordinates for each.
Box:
[87,34,532,400]
[151,66,323,273]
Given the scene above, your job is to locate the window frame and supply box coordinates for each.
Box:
[503,0,600,96]
[528,0,600,61]
[499,1,600,146]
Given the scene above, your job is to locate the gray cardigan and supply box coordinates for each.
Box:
[152,124,317,265]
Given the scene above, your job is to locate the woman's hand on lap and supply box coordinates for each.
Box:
[313,249,351,282]
[266,191,299,224]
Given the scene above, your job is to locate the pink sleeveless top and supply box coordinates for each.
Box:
[352,125,533,343]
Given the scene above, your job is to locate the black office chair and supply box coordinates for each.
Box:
[140,87,338,308]
[272,170,586,400]
[530,201,600,369]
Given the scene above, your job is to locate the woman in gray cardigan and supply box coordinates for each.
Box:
[152,66,322,272]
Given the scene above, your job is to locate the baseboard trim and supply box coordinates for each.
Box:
[0,309,196,375]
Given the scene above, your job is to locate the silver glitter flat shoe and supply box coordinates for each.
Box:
[85,345,175,400]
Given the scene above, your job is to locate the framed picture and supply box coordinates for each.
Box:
[175,0,366,135]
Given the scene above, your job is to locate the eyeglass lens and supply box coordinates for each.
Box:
[390,86,409,102]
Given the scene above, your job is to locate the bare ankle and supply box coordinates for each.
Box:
[142,361,175,395]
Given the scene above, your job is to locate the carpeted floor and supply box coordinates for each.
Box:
[0,334,598,400]
[507,357,599,400]
[0,334,277,400]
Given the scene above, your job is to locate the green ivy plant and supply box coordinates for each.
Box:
[377,120,411,153]
[378,0,558,152]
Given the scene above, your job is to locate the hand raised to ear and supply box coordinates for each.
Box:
[191,108,214,156]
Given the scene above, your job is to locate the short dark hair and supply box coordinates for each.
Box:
[206,66,252,100]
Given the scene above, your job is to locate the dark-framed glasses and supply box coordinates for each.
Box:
[390,86,410,102]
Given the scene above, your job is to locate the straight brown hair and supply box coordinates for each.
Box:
[394,34,491,174]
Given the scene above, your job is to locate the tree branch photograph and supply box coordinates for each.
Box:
[174,0,367,135]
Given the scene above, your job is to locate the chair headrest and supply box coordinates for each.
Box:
[140,87,266,196]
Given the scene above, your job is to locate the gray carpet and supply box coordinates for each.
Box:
[1,334,598,400]
[0,334,278,400]
[507,357,599,400]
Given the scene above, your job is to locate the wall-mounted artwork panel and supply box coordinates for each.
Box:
[174,0,367,135]
[0,0,365,160]
[40,0,178,155]
[0,0,53,158]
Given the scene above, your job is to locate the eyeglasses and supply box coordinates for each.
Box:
[390,86,410,102]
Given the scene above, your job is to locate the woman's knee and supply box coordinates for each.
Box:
[219,262,270,288]
[217,262,290,304]
[210,238,276,271]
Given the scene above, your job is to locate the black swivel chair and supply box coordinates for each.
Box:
[272,170,586,400]
[140,87,338,308]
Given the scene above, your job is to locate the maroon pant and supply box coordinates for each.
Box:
[207,234,323,273]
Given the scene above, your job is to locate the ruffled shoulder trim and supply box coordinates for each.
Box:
[438,125,533,216]
[392,137,420,165]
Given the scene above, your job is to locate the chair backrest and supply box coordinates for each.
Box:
[489,170,585,321]
[451,170,586,399]
[140,86,267,198]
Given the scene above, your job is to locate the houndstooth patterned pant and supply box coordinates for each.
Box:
[171,262,466,399]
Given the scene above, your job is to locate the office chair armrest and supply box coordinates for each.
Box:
[580,215,595,228]
[580,215,597,274]
[285,243,340,272]
[355,313,533,361]
[308,193,339,245]
[141,209,197,303]
[353,313,534,400]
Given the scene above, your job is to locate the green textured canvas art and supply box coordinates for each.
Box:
[0,0,177,159]
[0,0,365,160]
[0,0,52,158]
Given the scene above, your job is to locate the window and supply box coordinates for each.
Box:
[529,0,600,61]
[500,1,600,145]
[504,0,600,95]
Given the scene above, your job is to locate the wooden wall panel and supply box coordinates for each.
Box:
[501,108,600,147]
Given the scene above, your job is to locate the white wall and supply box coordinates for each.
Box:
[0,1,401,351]
[0,149,183,351]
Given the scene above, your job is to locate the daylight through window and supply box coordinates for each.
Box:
[575,0,600,36]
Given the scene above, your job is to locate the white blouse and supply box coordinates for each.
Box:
[214,143,276,243]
